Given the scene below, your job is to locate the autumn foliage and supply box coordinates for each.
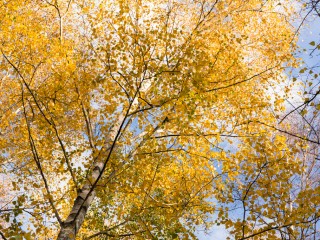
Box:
[0,0,319,239]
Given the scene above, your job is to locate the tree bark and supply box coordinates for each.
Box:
[57,160,104,239]
[57,88,144,239]
[57,114,124,239]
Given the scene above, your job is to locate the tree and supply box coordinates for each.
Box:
[276,0,320,145]
[0,0,316,239]
[219,118,320,239]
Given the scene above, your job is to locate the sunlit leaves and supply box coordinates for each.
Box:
[0,0,317,239]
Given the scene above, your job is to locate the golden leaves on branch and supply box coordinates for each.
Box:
[0,0,319,239]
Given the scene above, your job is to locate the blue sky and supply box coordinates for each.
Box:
[196,4,320,240]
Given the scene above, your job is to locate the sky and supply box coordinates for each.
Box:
[1,2,319,240]
[196,3,320,240]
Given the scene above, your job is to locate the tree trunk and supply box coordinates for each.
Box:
[57,161,103,239]
[57,118,122,239]
[57,91,142,239]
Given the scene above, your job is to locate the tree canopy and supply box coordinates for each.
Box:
[0,0,319,239]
